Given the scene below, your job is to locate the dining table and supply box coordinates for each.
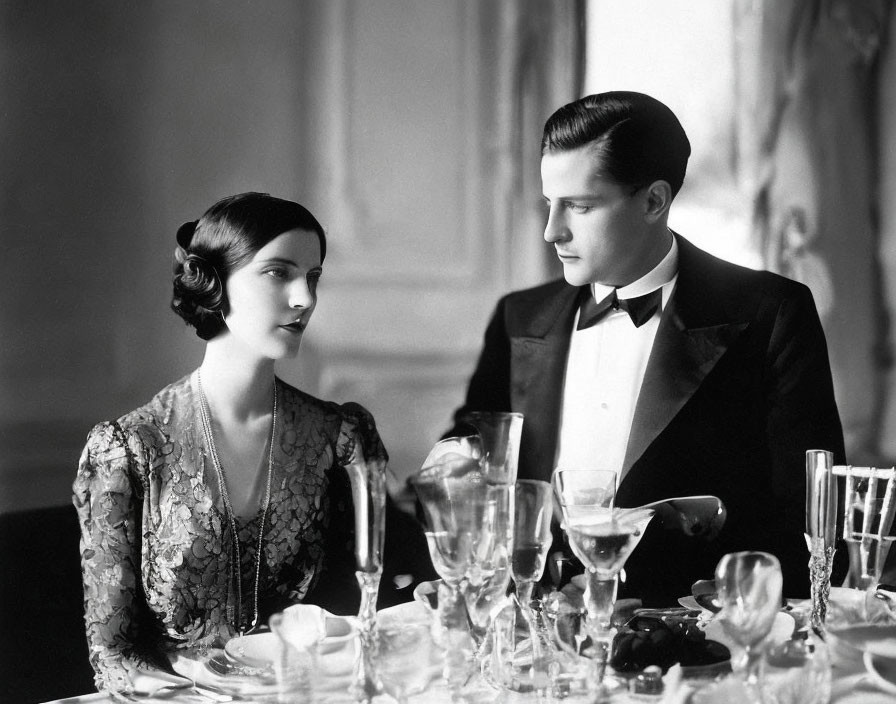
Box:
[35,662,896,704]
[38,591,896,704]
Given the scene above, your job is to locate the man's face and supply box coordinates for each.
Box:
[541,145,658,287]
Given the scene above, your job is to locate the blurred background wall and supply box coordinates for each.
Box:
[0,0,580,513]
[1,0,895,517]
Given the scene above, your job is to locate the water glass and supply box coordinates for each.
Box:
[715,551,783,698]
[377,621,438,703]
[460,411,523,484]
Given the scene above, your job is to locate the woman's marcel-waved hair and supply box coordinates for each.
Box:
[541,91,692,199]
[171,192,326,340]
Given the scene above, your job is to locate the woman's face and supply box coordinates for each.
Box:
[221,228,322,360]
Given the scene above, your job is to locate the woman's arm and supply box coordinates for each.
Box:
[72,421,149,693]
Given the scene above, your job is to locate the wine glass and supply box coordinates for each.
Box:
[377,621,438,703]
[460,411,523,485]
[714,551,783,699]
[410,457,496,693]
[458,412,523,635]
[552,467,617,527]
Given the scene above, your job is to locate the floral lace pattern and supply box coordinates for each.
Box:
[72,372,385,692]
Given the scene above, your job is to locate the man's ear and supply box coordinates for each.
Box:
[644,180,673,223]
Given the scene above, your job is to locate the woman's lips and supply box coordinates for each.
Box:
[280,321,305,333]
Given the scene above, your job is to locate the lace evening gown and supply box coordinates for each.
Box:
[73,371,384,692]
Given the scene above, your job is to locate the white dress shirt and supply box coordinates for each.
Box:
[555,237,679,485]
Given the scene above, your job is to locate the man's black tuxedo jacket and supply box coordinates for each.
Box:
[452,236,845,605]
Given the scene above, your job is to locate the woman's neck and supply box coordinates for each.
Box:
[199,340,276,423]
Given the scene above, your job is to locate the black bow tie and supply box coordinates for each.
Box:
[577,288,662,330]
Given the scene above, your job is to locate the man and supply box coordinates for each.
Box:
[451,91,845,605]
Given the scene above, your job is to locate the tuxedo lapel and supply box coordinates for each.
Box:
[510,283,581,480]
[620,238,750,479]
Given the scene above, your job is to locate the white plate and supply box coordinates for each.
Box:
[224,618,355,667]
[865,650,896,694]
[829,624,896,659]
[225,632,281,668]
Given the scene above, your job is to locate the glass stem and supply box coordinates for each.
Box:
[438,581,477,695]
[352,569,381,703]
[516,579,535,611]
[583,572,617,637]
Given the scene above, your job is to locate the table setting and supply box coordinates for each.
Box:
[44,421,896,704]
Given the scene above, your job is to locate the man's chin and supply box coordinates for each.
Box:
[561,266,593,287]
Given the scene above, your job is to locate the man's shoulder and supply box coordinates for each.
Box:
[678,236,811,301]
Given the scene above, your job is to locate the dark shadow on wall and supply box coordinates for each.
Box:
[0,505,95,703]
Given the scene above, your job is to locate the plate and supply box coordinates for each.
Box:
[864,651,896,694]
[225,632,281,668]
[828,624,896,659]
[225,618,356,667]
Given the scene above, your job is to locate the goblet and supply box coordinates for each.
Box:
[714,551,783,699]
[410,457,496,693]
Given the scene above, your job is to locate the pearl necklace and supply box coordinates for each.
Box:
[197,370,277,635]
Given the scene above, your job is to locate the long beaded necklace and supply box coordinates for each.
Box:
[197,370,277,635]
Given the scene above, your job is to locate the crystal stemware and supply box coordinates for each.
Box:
[377,620,438,704]
[805,449,837,631]
[485,479,554,693]
[460,411,523,485]
[714,551,783,700]
[512,479,555,609]
[458,412,523,634]
[410,457,495,694]
[552,467,617,527]
[340,440,387,702]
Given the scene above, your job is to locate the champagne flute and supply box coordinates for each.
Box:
[715,551,783,699]
[512,480,555,608]
[508,479,554,692]
[338,422,387,703]
[805,449,837,631]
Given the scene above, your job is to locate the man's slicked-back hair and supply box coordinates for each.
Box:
[541,91,692,198]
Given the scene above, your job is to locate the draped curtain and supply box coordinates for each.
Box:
[733,0,892,460]
[490,0,585,289]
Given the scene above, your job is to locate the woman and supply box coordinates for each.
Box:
[73,193,392,693]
